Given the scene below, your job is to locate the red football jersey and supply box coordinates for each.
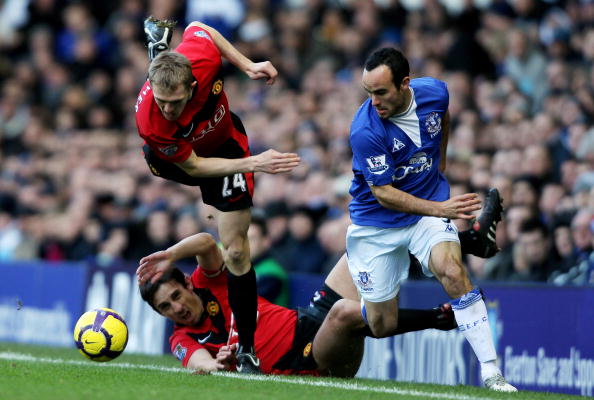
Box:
[135,26,235,163]
[170,266,301,374]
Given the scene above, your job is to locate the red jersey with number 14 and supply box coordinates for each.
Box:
[169,267,307,375]
[135,26,236,163]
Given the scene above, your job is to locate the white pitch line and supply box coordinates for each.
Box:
[1,351,492,400]
[0,351,189,374]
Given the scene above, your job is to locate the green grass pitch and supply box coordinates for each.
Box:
[0,342,589,400]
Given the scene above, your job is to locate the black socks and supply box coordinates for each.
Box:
[227,268,257,349]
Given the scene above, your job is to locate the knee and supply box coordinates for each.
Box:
[327,300,363,328]
[222,237,249,271]
[224,247,247,267]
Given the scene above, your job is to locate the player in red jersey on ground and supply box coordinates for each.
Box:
[135,17,300,373]
[137,232,458,376]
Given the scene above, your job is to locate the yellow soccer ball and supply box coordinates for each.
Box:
[73,308,128,362]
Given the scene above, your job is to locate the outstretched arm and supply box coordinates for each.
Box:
[370,185,481,220]
[186,348,228,373]
[186,22,278,84]
[137,232,223,284]
[176,149,300,178]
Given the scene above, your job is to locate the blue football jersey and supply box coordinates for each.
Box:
[349,77,451,228]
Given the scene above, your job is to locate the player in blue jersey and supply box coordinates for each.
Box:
[347,48,516,392]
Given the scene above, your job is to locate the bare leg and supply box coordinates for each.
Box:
[312,299,366,377]
[323,254,358,300]
[217,209,251,275]
[428,241,472,298]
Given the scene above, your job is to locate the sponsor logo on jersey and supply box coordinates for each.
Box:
[303,342,312,357]
[158,144,178,156]
[357,271,374,292]
[174,343,187,360]
[206,301,219,316]
[392,152,433,181]
[392,138,405,152]
[212,79,223,95]
[190,104,226,142]
[366,154,389,175]
[194,30,212,41]
[425,112,442,138]
[445,223,455,233]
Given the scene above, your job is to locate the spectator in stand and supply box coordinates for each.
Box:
[507,218,555,282]
[510,175,540,209]
[486,204,537,280]
[248,214,289,307]
[0,0,592,292]
[547,212,578,281]
[570,208,594,265]
[283,206,328,274]
[262,201,292,266]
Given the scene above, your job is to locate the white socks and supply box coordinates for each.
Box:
[451,288,501,380]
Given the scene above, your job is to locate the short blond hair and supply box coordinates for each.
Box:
[148,51,194,92]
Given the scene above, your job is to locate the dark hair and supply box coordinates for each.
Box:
[519,218,548,237]
[139,267,186,312]
[251,214,268,237]
[364,48,410,87]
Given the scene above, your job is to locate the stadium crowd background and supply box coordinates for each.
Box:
[0,0,593,287]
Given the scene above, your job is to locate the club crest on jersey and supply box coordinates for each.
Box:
[425,112,442,138]
[366,154,389,175]
[303,342,312,357]
[158,144,178,156]
[206,301,220,316]
[174,344,187,361]
[392,138,405,152]
[357,271,374,292]
[212,79,223,95]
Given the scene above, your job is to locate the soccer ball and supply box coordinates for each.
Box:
[73,307,128,362]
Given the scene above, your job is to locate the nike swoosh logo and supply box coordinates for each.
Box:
[228,194,245,203]
[181,122,194,137]
[198,332,212,344]
[84,340,97,344]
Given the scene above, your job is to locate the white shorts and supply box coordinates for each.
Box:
[346,216,459,303]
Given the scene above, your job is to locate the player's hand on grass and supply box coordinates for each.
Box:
[137,250,174,284]
[245,61,278,85]
[252,149,300,174]
[216,343,237,370]
[440,193,482,220]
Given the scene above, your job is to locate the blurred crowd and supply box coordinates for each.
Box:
[0,0,593,287]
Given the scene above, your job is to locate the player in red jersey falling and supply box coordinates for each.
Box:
[135,17,300,373]
[137,232,458,376]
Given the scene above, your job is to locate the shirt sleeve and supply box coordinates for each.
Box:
[170,331,205,367]
[144,132,193,164]
[177,25,222,81]
[193,266,228,289]
[350,121,394,187]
